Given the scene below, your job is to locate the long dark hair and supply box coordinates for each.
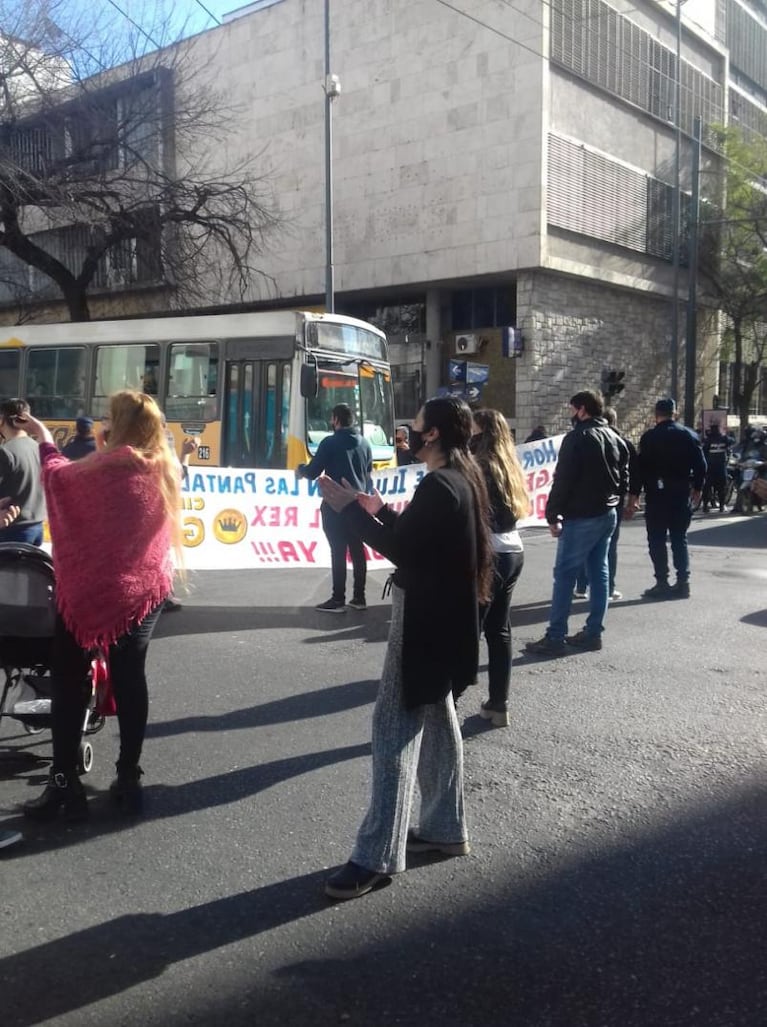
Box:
[421,396,493,603]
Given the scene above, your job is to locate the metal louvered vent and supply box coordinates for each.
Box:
[548,134,690,262]
[550,0,724,137]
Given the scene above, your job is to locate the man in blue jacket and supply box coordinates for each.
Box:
[526,389,629,655]
[61,417,97,461]
[297,403,373,612]
[626,397,706,599]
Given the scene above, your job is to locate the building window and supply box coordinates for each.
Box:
[724,0,767,94]
[340,301,426,340]
[8,120,65,175]
[451,287,515,330]
[392,366,422,421]
[551,0,724,140]
[719,360,767,417]
[549,133,690,263]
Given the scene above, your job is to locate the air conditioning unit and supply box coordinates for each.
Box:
[455,333,479,355]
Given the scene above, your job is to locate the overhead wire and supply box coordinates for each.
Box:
[192,0,222,26]
[103,0,163,50]
[439,0,696,90]
[433,0,727,131]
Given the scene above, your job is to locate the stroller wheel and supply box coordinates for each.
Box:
[23,722,45,736]
[77,741,94,775]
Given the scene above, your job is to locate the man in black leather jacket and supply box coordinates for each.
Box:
[526,389,629,656]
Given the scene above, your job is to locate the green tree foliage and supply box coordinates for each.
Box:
[699,128,767,427]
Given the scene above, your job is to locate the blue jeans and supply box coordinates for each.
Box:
[575,514,622,595]
[0,523,43,546]
[548,510,617,640]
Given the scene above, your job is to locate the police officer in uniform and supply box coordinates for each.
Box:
[626,398,706,600]
[702,420,731,512]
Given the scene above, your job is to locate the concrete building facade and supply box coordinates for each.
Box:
[3,0,767,435]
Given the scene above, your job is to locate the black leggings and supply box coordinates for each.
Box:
[50,605,164,774]
[481,550,525,706]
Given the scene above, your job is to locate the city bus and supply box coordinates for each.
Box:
[0,311,396,469]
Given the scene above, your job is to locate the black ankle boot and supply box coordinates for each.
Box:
[23,770,88,822]
[110,764,144,815]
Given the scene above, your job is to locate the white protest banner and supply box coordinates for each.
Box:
[516,434,565,528]
[180,464,426,570]
[179,436,564,569]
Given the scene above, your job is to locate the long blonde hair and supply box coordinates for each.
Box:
[472,408,529,520]
[105,390,183,567]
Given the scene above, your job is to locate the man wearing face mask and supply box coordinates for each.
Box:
[296,403,373,612]
[0,398,46,545]
[526,389,629,655]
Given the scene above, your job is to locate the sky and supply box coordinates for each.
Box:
[120,0,250,41]
[1,0,261,72]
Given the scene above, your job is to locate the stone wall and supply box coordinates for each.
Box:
[513,271,697,444]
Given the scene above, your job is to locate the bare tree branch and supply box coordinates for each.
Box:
[0,0,282,321]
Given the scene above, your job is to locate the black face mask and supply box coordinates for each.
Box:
[469,433,483,454]
[408,428,426,457]
[570,415,580,428]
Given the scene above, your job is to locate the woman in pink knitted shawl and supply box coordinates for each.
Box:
[22,390,181,822]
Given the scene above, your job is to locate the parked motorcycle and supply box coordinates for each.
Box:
[697,459,737,513]
[732,430,767,515]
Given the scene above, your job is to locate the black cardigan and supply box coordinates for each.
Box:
[343,467,480,708]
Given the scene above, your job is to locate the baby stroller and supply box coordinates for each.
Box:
[0,542,105,774]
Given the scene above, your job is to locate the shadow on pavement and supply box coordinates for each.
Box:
[146,678,378,738]
[0,742,371,859]
[689,514,766,549]
[1,782,764,1027]
[741,609,767,628]
[153,604,392,643]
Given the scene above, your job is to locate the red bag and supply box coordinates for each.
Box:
[92,655,116,717]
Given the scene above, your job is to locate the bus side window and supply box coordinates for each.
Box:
[0,350,21,401]
[166,342,218,421]
[93,344,161,418]
[26,347,86,419]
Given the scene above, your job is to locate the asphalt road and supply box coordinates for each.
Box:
[0,512,765,1027]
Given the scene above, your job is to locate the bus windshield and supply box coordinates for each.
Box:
[307,358,394,461]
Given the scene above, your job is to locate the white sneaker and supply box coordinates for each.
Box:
[573,590,588,599]
[609,590,623,601]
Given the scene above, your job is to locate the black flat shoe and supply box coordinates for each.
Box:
[324,861,389,900]
[110,765,144,815]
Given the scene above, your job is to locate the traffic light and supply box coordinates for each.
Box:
[602,369,626,400]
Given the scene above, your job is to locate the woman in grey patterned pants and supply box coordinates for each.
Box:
[350,584,467,877]
[319,396,493,900]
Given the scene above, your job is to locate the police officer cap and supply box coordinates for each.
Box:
[655,397,676,416]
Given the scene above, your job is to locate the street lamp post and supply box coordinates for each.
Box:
[670,0,683,401]
[324,0,340,314]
